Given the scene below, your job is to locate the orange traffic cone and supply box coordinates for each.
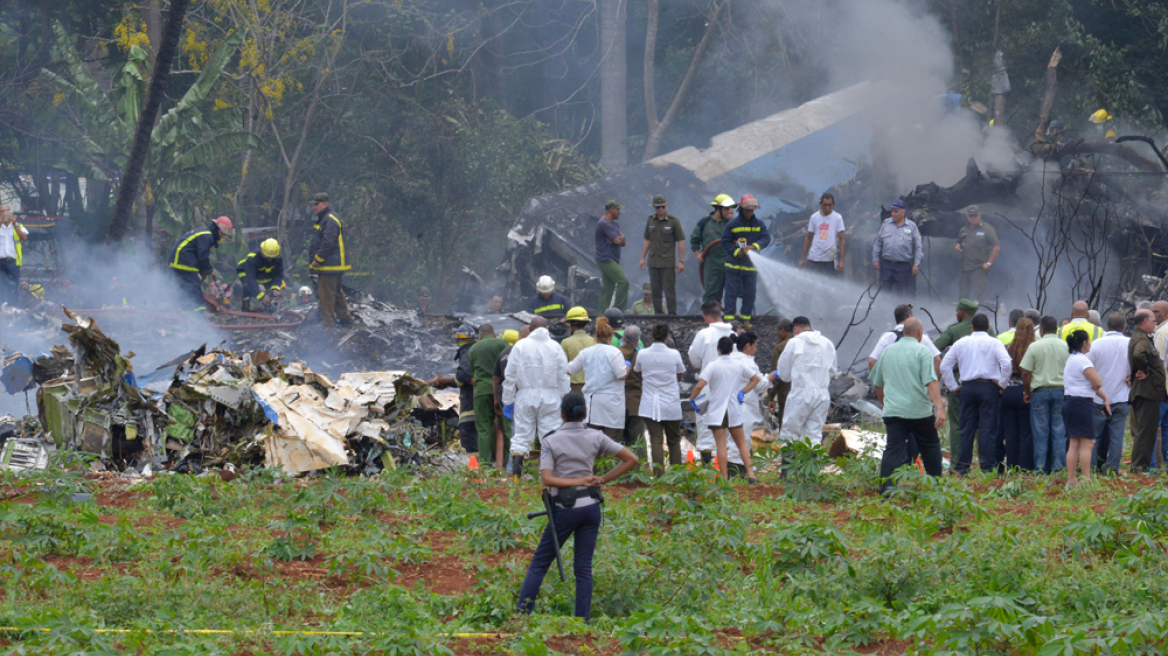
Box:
[686,450,695,463]
[468,455,479,469]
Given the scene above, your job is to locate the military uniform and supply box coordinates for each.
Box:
[689,212,729,304]
[561,329,596,394]
[630,299,654,315]
[620,342,646,457]
[468,337,511,466]
[644,213,684,314]
[956,221,998,302]
[768,337,791,430]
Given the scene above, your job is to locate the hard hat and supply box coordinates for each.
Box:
[1090,109,1112,124]
[565,306,589,323]
[455,324,476,340]
[536,275,555,294]
[604,307,624,327]
[739,194,759,209]
[715,194,737,208]
[1047,119,1064,134]
[212,216,234,238]
[298,286,312,296]
[502,329,519,345]
[710,193,729,206]
[260,238,280,258]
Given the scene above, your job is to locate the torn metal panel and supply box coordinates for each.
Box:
[253,377,358,474]
[0,437,52,471]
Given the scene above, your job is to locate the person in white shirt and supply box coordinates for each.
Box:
[567,317,628,442]
[939,313,1012,474]
[689,334,763,482]
[0,206,28,306]
[799,193,845,275]
[503,317,571,478]
[776,316,838,446]
[635,323,686,475]
[1087,313,1129,474]
[727,331,771,477]
[687,300,735,463]
[868,304,941,375]
[1063,330,1110,487]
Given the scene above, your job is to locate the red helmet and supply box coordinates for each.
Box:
[212,216,234,238]
[738,194,759,209]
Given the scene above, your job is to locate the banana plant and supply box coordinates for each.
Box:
[40,22,260,234]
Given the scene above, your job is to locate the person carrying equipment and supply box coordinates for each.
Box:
[234,238,286,311]
[720,194,771,325]
[168,216,234,312]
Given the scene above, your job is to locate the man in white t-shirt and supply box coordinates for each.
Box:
[0,206,28,306]
[869,304,941,377]
[798,193,846,275]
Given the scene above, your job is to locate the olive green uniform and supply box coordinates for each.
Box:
[690,212,729,304]
[956,222,998,302]
[468,337,510,465]
[768,337,792,430]
[630,299,654,315]
[561,329,595,394]
[644,214,684,314]
[934,317,996,464]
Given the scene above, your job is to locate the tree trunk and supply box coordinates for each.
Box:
[1034,47,1061,143]
[642,0,726,162]
[643,0,659,135]
[141,0,162,70]
[599,0,627,171]
[107,0,191,242]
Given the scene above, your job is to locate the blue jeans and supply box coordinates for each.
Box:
[957,380,1001,474]
[517,502,601,621]
[722,270,757,321]
[1150,402,1168,469]
[1031,387,1066,474]
[1092,402,1129,474]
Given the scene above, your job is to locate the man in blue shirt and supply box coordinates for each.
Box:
[595,200,628,313]
[720,194,771,326]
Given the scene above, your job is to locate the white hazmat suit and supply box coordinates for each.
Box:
[687,321,735,451]
[776,329,838,444]
[502,327,571,457]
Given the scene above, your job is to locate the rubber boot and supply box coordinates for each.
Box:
[242,298,251,312]
[700,450,713,465]
[510,455,524,484]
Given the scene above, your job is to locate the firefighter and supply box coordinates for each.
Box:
[167,216,234,312]
[720,194,771,326]
[427,324,480,454]
[308,192,353,329]
[528,276,569,318]
[690,194,736,304]
[234,238,286,311]
[1089,109,1117,142]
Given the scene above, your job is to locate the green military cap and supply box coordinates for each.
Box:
[963,204,981,215]
[604,200,623,211]
[313,192,329,203]
[953,298,980,313]
[652,194,667,206]
[642,281,652,292]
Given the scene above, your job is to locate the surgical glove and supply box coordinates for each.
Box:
[503,404,514,420]
[771,369,781,381]
[689,399,702,413]
[736,390,746,404]
[625,360,632,367]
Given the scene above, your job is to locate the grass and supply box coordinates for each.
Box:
[2,449,1168,655]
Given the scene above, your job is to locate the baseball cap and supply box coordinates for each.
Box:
[605,200,623,211]
[890,199,907,210]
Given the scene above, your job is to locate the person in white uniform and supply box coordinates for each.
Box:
[503,316,571,479]
[689,334,762,482]
[567,317,629,442]
[635,323,686,475]
[687,300,735,463]
[776,316,838,445]
[727,331,771,477]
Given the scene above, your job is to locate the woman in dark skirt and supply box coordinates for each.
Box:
[1062,330,1110,487]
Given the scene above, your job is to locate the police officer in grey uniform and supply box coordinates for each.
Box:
[872,198,923,296]
[516,392,639,622]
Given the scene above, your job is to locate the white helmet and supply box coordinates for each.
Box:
[536,275,556,294]
[298,286,312,296]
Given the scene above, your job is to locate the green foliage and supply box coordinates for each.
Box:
[780,441,839,502]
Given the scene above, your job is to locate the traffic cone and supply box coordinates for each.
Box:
[468,455,479,469]
[686,450,695,463]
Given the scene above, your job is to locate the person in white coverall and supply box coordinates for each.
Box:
[687,300,735,463]
[728,331,771,476]
[503,317,570,478]
[776,316,838,444]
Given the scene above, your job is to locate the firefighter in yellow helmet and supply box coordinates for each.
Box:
[1090,109,1117,142]
[234,238,286,311]
[690,194,736,304]
[561,306,595,394]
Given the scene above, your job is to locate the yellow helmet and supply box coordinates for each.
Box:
[565,306,589,322]
[502,329,519,345]
[711,193,730,206]
[1090,109,1112,124]
[261,238,281,258]
[710,193,736,208]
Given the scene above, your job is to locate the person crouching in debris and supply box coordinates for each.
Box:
[294,286,314,307]
[308,192,353,329]
[529,276,569,318]
[502,316,570,479]
[234,238,286,312]
[689,334,763,483]
[428,324,480,455]
[566,317,629,442]
[167,216,234,312]
[516,392,638,622]
[468,324,511,468]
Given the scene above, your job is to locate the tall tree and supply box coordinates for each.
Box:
[599,0,627,171]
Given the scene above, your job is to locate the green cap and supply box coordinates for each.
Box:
[652,194,667,207]
[642,281,652,293]
[954,298,980,313]
[313,192,329,203]
[605,200,623,211]
[963,204,981,215]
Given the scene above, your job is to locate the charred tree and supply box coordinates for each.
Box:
[107,0,191,243]
[599,0,627,171]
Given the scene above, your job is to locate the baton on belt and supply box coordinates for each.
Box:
[526,488,566,582]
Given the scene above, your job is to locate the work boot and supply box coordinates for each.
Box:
[241,298,251,312]
[700,450,712,465]
[510,455,524,483]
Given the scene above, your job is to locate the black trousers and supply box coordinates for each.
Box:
[0,259,19,306]
[957,380,1001,474]
[880,416,943,494]
[999,384,1034,471]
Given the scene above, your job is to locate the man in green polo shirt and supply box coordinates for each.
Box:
[468,324,511,468]
[639,194,685,314]
[1020,315,1069,474]
[934,298,994,466]
[871,318,946,494]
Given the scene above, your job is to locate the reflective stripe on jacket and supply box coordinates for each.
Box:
[309,209,350,273]
[168,228,218,275]
[13,223,24,267]
[720,210,772,273]
[236,251,286,300]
